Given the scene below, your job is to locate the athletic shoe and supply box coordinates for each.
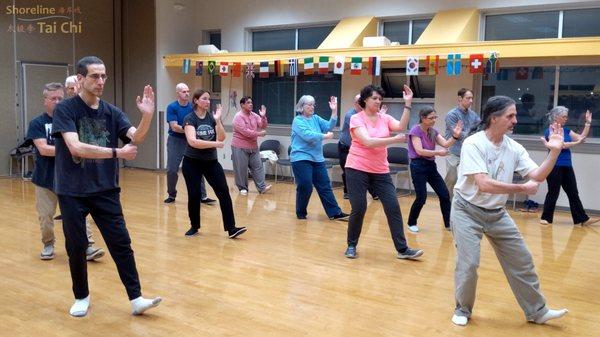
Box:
[185,228,199,237]
[228,227,247,239]
[163,197,176,204]
[397,248,423,260]
[259,185,272,194]
[201,197,216,204]
[86,246,105,261]
[40,244,54,260]
[240,189,248,196]
[408,225,420,233]
[344,246,357,259]
[329,212,349,221]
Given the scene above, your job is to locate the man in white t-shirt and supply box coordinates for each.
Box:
[450,95,568,326]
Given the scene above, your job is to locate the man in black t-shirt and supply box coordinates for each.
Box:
[26,82,105,261]
[52,56,161,317]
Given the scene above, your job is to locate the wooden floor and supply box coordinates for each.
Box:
[1,168,599,337]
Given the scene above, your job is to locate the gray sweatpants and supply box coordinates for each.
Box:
[167,135,206,199]
[451,194,548,321]
[444,153,460,199]
[231,146,267,192]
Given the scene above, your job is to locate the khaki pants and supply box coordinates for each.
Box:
[444,153,460,199]
[35,186,94,246]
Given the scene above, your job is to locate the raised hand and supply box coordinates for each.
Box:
[136,85,155,117]
[329,96,338,112]
[540,122,564,152]
[259,105,267,117]
[380,104,388,115]
[453,120,463,138]
[521,180,541,195]
[402,84,413,103]
[118,144,138,160]
[213,104,222,121]
[585,110,592,123]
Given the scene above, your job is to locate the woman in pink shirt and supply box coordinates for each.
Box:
[231,97,271,195]
[344,84,423,260]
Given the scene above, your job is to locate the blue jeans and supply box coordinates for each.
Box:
[291,160,342,218]
[408,158,451,228]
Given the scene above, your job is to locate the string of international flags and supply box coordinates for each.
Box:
[181,52,500,78]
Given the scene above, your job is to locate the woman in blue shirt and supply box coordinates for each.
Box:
[541,107,593,226]
[290,95,348,220]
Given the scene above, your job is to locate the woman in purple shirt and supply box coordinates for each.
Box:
[406,106,462,232]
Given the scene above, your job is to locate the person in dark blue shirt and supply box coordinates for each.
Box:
[52,56,161,317]
[26,82,105,261]
[163,83,214,204]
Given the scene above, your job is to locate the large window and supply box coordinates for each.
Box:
[252,73,341,125]
[484,7,600,40]
[383,18,432,44]
[481,66,599,137]
[252,25,335,51]
[381,69,435,99]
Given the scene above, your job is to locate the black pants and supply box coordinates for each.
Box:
[182,156,235,231]
[346,168,408,253]
[58,189,141,300]
[541,166,588,224]
[338,142,375,197]
[408,158,451,228]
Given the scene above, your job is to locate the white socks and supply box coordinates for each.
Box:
[69,295,91,317]
[451,314,468,326]
[131,296,162,315]
[533,308,568,324]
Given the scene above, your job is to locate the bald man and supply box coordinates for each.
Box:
[164,83,214,204]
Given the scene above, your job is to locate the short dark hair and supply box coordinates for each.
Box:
[43,82,64,96]
[76,56,104,76]
[458,88,473,98]
[192,89,210,110]
[240,96,252,105]
[358,85,385,109]
[480,95,516,130]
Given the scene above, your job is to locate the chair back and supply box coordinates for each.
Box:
[387,147,409,165]
[323,143,339,159]
[259,139,281,156]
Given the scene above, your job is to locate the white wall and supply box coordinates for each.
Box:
[155,0,600,212]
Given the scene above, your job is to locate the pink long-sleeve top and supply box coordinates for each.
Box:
[231,110,268,149]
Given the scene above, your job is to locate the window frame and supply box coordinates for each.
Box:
[380,16,433,45]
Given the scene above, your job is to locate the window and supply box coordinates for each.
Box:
[252,25,335,51]
[383,18,432,45]
[298,26,335,49]
[251,73,341,125]
[381,69,435,99]
[252,29,296,51]
[557,66,600,137]
[482,67,556,135]
[562,8,600,38]
[485,11,559,40]
[209,31,221,49]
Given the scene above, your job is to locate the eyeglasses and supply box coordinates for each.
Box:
[426,115,438,120]
[44,96,63,102]
[87,74,108,81]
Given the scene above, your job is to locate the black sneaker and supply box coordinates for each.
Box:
[344,246,357,259]
[397,248,423,260]
[164,197,175,204]
[53,214,63,220]
[228,227,247,239]
[329,212,349,221]
[185,228,199,237]
[297,215,307,220]
[201,197,216,204]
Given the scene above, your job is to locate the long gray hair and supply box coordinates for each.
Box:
[295,95,315,115]
[547,106,568,124]
[479,95,516,130]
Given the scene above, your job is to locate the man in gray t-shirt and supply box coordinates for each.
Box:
[444,88,480,198]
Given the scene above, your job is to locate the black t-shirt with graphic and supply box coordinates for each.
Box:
[183,111,218,161]
[26,112,55,190]
[52,95,132,196]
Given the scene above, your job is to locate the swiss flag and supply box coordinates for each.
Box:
[469,54,484,74]
[219,62,229,76]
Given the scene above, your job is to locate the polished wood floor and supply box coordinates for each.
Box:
[1,168,599,336]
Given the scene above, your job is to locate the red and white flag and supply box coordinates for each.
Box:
[469,54,484,74]
[219,62,229,76]
[333,56,345,75]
